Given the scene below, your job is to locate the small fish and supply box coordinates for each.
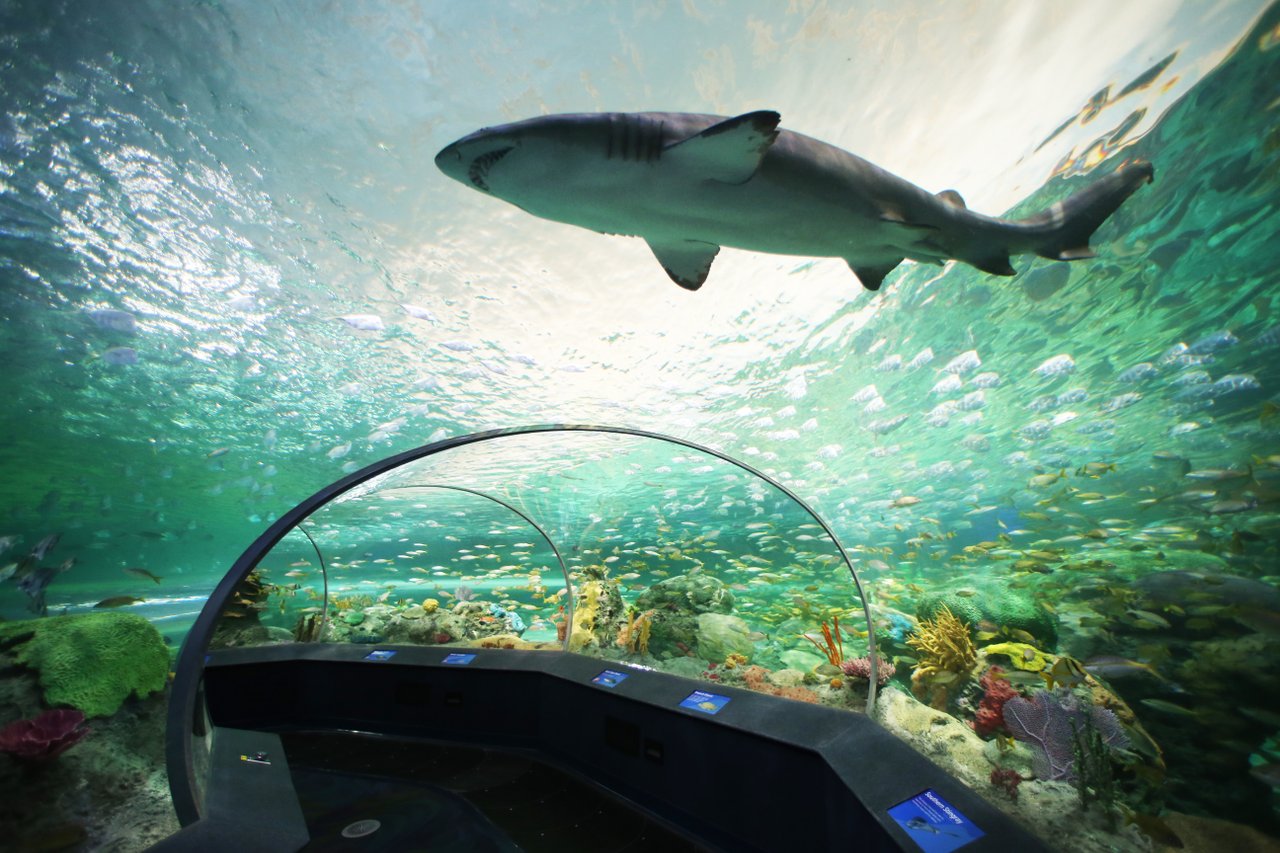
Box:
[1041,656,1087,690]
[1126,609,1172,630]
[206,447,232,459]
[1075,462,1116,477]
[123,567,163,584]
[1139,698,1200,718]
[1250,763,1280,788]
[891,496,922,508]
[1185,467,1251,481]
[30,534,59,561]
[1027,470,1067,488]
[95,595,145,609]
[1034,353,1076,377]
[1083,656,1165,682]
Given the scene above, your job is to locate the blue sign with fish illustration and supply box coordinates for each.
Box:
[591,669,630,688]
[442,653,477,665]
[363,650,397,662]
[679,689,730,715]
[887,789,984,853]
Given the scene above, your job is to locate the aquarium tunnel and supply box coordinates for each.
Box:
[4,1,1280,851]
[161,425,1000,851]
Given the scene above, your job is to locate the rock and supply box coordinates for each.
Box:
[635,573,734,615]
[873,687,991,788]
[780,649,824,671]
[694,613,754,663]
[341,610,365,626]
[983,738,1037,778]
[767,668,806,689]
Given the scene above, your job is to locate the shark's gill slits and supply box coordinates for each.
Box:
[467,147,512,192]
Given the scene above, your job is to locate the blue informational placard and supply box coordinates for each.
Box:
[887,788,985,853]
[363,650,397,662]
[679,690,731,715]
[442,653,477,665]
[592,669,630,688]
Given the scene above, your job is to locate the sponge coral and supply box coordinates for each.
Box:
[0,612,169,718]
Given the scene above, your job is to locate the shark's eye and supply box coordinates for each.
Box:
[467,147,513,192]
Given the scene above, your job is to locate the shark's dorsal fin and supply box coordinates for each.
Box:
[664,111,781,184]
[936,189,966,208]
[646,238,721,290]
[847,258,903,292]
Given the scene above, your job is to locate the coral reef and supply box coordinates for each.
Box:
[990,767,1022,801]
[916,582,1058,647]
[981,642,1053,673]
[0,613,169,718]
[0,709,90,761]
[907,604,977,677]
[616,609,654,655]
[1071,709,1121,829]
[1003,689,1128,782]
[738,665,820,704]
[800,617,844,666]
[972,666,1019,738]
[840,654,896,686]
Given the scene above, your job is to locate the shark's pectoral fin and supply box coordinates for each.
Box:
[647,238,721,291]
[847,258,903,292]
[664,110,781,184]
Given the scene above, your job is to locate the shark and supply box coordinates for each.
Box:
[435,110,1153,292]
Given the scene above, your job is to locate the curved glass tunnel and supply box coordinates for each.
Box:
[169,425,882,826]
[191,425,879,691]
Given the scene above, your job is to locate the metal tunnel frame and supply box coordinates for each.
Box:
[165,424,878,825]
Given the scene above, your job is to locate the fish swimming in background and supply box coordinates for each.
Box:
[95,595,145,609]
[436,110,1154,291]
[123,567,163,584]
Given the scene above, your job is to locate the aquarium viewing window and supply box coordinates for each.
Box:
[167,424,886,823]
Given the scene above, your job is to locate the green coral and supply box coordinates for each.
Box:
[916,583,1058,647]
[0,612,169,718]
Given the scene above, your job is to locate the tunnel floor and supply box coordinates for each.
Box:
[280,730,711,852]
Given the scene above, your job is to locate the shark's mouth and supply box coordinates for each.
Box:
[467,147,513,192]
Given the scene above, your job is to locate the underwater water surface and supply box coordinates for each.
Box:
[2,0,1280,850]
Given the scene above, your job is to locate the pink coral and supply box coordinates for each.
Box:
[0,709,90,761]
[840,654,897,686]
[972,666,1019,738]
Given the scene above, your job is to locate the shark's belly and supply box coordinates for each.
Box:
[531,166,919,262]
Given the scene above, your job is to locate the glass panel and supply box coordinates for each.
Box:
[216,428,878,710]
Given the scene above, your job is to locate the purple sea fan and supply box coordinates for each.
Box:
[1002,689,1128,782]
[840,654,896,686]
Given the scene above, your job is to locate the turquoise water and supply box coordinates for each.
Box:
[2,1,1280,849]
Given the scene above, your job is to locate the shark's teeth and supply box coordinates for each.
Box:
[467,147,512,192]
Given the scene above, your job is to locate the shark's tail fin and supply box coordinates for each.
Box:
[1019,159,1154,261]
